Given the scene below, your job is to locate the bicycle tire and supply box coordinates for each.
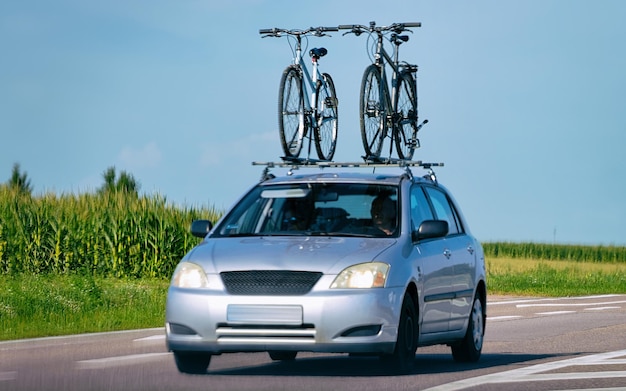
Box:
[278,66,305,158]
[314,73,338,161]
[360,64,388,159]
[394,70,418,160]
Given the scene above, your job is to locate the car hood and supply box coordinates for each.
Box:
[184,236,396,274]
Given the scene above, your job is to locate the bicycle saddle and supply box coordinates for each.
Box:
[309,47,328,59]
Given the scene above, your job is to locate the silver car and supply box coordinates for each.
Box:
[165,166,486,374]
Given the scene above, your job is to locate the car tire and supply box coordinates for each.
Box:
[380,293,418,373]
[268,351,297,361]
[451,296,484,362]
[173,351,211,374]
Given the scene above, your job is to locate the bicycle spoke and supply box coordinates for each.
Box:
[278,67,304,157]
[314,73,338,161]
[394,71,418,160]
[360,65,386,158]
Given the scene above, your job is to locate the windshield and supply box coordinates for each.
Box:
[214,183,399,238]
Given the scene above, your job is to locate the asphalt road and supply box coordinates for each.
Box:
[1,294,626,391]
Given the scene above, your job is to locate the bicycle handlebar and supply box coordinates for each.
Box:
[338,22,421,35]
[259,26,339,37]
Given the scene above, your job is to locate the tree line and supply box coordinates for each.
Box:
[3,163,140,196]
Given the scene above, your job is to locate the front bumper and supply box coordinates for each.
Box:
[165,285,405,354]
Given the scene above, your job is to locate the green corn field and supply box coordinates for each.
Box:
[2,185,625,278]
[0,187,221,278]
[483,242,626,263]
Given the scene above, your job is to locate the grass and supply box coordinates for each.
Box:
[487,257,626,296]
[1,256,625,341]
[0,274,168,341]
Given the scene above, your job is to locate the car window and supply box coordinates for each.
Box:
[424,187,462,235]
[410,185,434,230]
[214,183,399,237]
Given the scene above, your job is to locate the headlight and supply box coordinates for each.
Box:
[171,262,209,288]
[330,262,390,289]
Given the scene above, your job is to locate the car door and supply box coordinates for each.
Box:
[410,185,453,334]
[424,186,475,331]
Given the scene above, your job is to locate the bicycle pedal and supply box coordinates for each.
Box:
[324,97,337,108]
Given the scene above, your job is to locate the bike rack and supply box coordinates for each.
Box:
[252,158,444,182]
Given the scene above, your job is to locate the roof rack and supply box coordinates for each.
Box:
[252,157,444,182]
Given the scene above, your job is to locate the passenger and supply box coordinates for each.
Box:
[282,199,312,231]
[370,195,397,235]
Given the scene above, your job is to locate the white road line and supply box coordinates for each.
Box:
[488,298,559,306]
[0,327,164,348]
[133,334,165,342]
[585,306,621,311]
[536,310,577,316]
[557,388,626,391]
[488,294,625,307]
[423,349,626,391]
[563,294,622,300]
[487,315,523,321]
[76,352,171,369]
[517,300,626,308]
[0,371,17,381]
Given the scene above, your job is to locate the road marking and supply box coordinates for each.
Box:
[487,315,523,321]
[0,327,164,349]
[557,388,626,391]
[488,298,560,306]
[0,371,17,381]
[488,294,625,307]
[133,334,165,342]
[517,300,626,308]
[536,310,577,316]
[423,349,626,391]
[585,306,621,311]
[76,352,171,369]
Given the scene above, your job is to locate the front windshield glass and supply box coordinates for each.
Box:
[214,183,399,238]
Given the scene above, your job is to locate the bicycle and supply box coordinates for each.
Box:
[339,21,428,161]
[259,26,339,161]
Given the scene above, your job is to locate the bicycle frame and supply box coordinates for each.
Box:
[291,35,321,142]
[373,32,407,141]
[374,31,404,156]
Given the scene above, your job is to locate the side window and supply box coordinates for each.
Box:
[424,187,462,235]
[410,186,434,230]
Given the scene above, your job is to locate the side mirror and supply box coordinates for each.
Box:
[412,220,448,242]
[190,220,213,238]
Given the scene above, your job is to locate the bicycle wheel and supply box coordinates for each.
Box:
[278,66,305,158]
[394,70,418,160]
[360,64,388,159]
[314,73,338,161]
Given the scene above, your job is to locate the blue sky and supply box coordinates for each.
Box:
[2,0,625,246]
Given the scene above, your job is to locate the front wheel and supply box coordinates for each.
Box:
[380,293,418,374]
[360,65,388,159]
[173,351,211,374]
[314,73,338,161]
[278,66,305,158]
[451,296,485,363]
[394,71,418,160]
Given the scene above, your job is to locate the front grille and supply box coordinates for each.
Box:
[221,270,322,295]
